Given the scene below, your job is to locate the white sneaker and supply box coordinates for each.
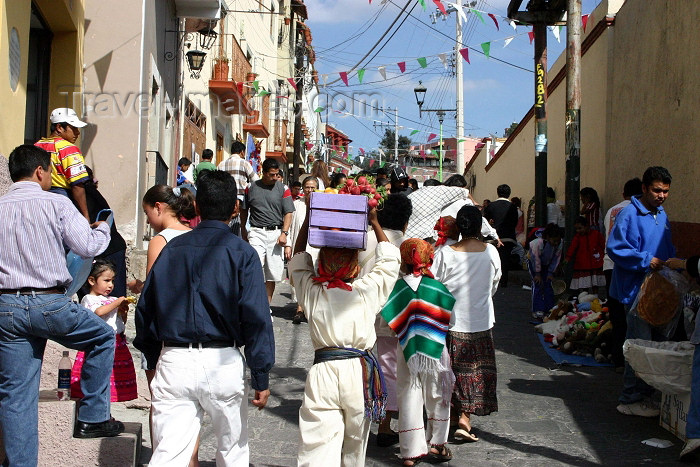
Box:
[616,400,660,418]
[680,438,700,460]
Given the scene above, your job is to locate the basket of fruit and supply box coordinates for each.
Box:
[308,175,388,250]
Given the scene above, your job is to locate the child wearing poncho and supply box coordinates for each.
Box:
[381,238,456,466]
[289,203,401,467]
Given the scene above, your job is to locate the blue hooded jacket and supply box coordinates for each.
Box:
[607,195,675,304]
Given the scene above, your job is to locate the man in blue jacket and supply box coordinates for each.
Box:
[607,166,675,418]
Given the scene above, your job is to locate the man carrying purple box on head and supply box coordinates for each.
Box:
[243,158,295,305]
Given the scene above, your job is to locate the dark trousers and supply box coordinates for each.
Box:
[605,269,626,367]
[497,241,516,287]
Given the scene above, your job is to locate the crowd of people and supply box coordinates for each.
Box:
[0,106,698,465]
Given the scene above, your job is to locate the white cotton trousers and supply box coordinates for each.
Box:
[397,346,451,459]
[376,335,399,412]
[297,358,369,467]
[149,346,249,467]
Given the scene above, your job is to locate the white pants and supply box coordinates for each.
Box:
[397,347,451,459]
[248,227,285,282]
[150,346,249,467]
[297,359,369,467]
[376,335,399,412]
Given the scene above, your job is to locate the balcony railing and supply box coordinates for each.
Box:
[230,35,251,84]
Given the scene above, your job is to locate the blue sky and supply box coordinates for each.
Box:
[304,0,602,152]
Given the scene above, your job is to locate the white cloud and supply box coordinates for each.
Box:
[464,78,499,92]
[305,0,376,25]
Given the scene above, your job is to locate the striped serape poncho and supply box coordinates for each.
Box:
[381,276,455,376]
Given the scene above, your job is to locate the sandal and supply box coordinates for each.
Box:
[401,456,423,466]
[429,445,453,462]
[454,427,479,442]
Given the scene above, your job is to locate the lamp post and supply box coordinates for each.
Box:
[185,50,207,78]
[414,81,455,182]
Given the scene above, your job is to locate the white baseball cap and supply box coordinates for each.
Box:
[49,108,87,128]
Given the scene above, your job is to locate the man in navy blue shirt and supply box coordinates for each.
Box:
[135,170,274,465]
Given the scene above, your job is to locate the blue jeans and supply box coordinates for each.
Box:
[686,344,700,439]
[0,293,114,466]
[619,304,656,404]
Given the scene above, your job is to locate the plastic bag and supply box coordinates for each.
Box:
[629,267,691,340]
[623,339,694,394]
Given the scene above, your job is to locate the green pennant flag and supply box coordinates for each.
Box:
[257,90,271,97]
[314,107,324,113]
[481,41,491,58]
[380,161,386,168]
[252,81,259,93]
[410,129,420,135]
[346,154,352,161]
[431,149,438,156]
[417,57,427,68]
[357,69,365,84]
[418,0,426,11]
[410,167,417,173]
[458,138,467,142]
[470,8,485,24]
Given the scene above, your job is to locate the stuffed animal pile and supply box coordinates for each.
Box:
[535,292,613,362]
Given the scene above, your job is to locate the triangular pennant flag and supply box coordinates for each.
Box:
[359,156,365,165]
[417,57,427,68]
[346,153,352,161]
[418,0,426,11]
[410,129,420,135]
[487,13,499,30]
[503,36,514,48]
[433,0,447,15]
[459,48,470,64]
[509,19,517,30]
[550,25,560,42]
[458,138,466,142]
[305,142,314,150]
[339,72,349,86]
[314,107,324,113]
[438,53,448,69]
[470,8,485,24]
[449,3,467,22]
[321,74,328,86]
[369,159,376,168]
[428,133,437,141]
[397,62,406,73]
[287,78,297,91]
[359,147,365,155]
[257,90,271,97]
[378,66,387,80]
[481,41,491,58]
[420,150,425,158]
[357,68,365,84]
[528,31,534,44]
[582,14,589,32]
[411,167,417,173]
[380,161,386,168]
[252,81,259,93]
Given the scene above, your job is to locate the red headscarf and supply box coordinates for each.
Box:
[312,247,360,291]
[400,238,434,278]
[433,216,459,247]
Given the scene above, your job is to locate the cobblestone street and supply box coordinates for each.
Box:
[119,272,688,466]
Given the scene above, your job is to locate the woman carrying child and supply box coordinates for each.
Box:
[289,200,401,467]
[381,239,456,466]
[70,260,137,402]
[564,216,606,295]
[431,205,501,442]
[527,224,563,319]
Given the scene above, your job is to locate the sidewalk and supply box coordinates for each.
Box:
[121,272,688,466]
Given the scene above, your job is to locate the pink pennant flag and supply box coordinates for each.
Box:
[433,0,447,15]
[582,14,589,32]
[488,13,499,30]
[359,147,365,155]
[420,150,425,158]
[433,170,438,177]
[397,62,406,73]
[287,78,297,91]
[458,48,470,64]
[305,142,314,150]
[369,159,376,168]
[339,71,349,86]
[528,31,534,44]
[428,133,437,141]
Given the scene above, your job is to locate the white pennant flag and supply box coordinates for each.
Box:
[321,74,328,86]
[378,148,386,157]
[509,19,517,30]
[503,36,514,48]
[438,53,448,69]
[549,25,560,42]
[359,156,365,165]
[378,66,387,80]
[448,3,467,23]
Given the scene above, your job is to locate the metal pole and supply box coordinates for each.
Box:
[565,0,582,243]
[394,108,399,163]
[533,23,548,227]
[438,111,444,182]
[455,9,465,175]
[292,36,305,184]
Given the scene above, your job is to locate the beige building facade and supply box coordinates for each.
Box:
[465,0,699,256]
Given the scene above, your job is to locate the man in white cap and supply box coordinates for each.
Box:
[35,108,90,220]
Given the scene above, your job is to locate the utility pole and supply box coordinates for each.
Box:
[565,0,582,245]
[292,34,305,184]
[508,0,567,227]
[373,107,400,164]
[455,6,465,175]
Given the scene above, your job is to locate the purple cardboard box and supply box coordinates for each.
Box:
[308,192,368,249]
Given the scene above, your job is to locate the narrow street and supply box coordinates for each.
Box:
[118,270,687,466]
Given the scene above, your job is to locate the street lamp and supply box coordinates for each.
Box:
[186,50,207,78]
[413,81,455,182]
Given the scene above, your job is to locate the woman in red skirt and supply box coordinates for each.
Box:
[71,259,137,402]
